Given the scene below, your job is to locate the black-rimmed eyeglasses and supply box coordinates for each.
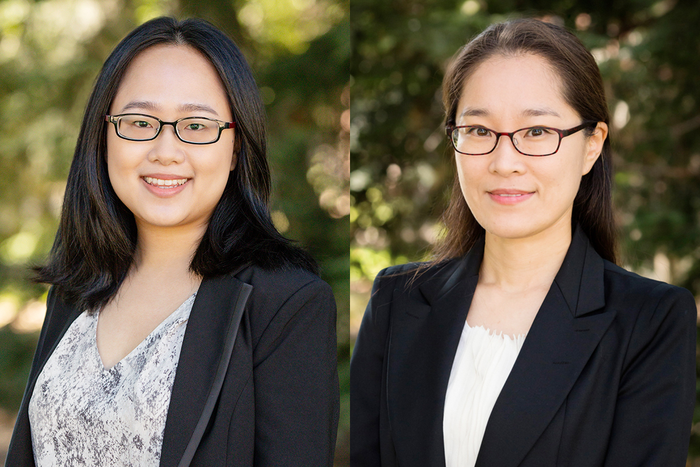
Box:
[445,121,598,157]
[105,113,235,145]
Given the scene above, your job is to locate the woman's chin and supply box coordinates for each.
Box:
[133,212,189,230]
[485,228,534,242]
[482,220,573,244]
[475,216,534,240]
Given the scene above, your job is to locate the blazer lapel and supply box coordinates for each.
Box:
[476,226,615,466]
[387,238,484,467]
[160,273,252,467]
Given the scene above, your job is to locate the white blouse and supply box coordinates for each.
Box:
[443,321,527,467]
[28,293,196,467]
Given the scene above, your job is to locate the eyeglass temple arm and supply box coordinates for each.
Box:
[560,121,599,136]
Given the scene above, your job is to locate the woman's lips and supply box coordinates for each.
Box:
[141,175,190,197]
[143,176,188,187]
[488,189,534,205]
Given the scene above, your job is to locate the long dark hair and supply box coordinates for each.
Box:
[436,18,617,264]
[37,17,317,312]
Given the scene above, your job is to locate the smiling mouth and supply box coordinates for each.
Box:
[143,176,189,188]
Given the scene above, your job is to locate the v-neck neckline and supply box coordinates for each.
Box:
[94,293,196,372]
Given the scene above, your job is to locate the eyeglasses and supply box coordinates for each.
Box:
[105,113,235,145]
[445,121,598,156]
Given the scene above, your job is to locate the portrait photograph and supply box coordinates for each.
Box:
[350,1,700,466]
[0,0,349,465]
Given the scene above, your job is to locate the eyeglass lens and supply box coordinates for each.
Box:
[451,127,561,156]
[116,114,221,144]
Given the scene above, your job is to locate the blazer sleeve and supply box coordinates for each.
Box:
[603,284,697,466]
[350,268,394,467]
[250,278,339,466]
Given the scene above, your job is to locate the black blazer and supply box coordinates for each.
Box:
[8,265,339,466]
[351,226,696,467]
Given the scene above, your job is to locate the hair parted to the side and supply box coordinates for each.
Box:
[36,17,317,312]
[436,18,617,264]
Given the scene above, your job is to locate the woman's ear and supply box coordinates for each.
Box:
[582,122,608,176]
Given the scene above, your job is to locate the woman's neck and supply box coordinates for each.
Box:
[132,222,205,277]
[479,220,573,293]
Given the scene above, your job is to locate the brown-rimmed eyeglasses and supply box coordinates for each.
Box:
[445,121,598,156]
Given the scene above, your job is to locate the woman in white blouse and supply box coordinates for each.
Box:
[351,18,695,467]
[8,17,338,466]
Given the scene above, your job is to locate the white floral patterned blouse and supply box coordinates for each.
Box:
[28,293,196,467]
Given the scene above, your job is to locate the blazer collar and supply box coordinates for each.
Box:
[552,224,606,317]
[387,225,613,467]
[476,225,612,466]
[159,271,252,467]
[417,225,605,316]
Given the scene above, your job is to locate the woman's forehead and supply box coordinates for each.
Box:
[111,44,230,117]
[456,53,575,121]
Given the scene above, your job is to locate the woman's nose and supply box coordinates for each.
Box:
[488,134,527,175]
[147,125,186,165]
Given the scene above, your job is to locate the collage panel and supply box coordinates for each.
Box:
[350,1,700,466]
[0,0,349,465]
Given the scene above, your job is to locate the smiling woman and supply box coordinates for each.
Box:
[451,54,607,260]
[351,19,696,467]
[106,45,236,235]
[6,17,339,467]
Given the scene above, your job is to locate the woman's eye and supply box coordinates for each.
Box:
[185,123,206,131]
[526,127,550,137]
[466,127,491,137]
[133,120,152,128]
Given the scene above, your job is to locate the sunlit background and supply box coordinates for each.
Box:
[350,0,700,463]
[0,0,349,464]
[4,0,700,463]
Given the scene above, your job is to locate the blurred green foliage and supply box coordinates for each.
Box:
[0,0,349,464]
[350,0,700,459]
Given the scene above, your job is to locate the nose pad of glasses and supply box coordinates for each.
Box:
[160,122,181,142]
[511,134,521,148]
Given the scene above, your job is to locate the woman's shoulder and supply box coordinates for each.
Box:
[237,262,325,286]
[235,263,332,300]
[233,263,333,316]
[372,257,463,292]
[601,260,696,325]
[602,260,694,301]
[359,258,467,322]
[230,264,336,349]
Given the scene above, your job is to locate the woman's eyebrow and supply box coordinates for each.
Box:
[521,107,561,118]
[120,100,159,113]
[459,107,562,119]
[459,107,489,118]
[177,103,220,116]
[118,101,220,116]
